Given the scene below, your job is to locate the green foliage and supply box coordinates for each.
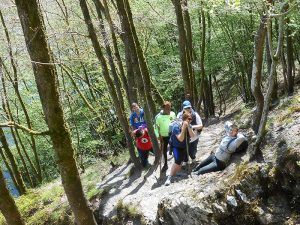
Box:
[0,150,130,224]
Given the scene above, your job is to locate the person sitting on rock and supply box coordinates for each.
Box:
[192,121,248,175]
[165,112,196,186]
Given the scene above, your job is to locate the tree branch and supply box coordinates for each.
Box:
[0,122,50,135]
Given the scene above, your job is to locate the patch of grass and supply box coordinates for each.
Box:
[115,200,143,220]
[0,150,131,225]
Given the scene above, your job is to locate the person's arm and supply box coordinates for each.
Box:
[192,113,203,130]
[175,122,188,142]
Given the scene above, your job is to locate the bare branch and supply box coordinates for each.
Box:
[0,121,50,135]
[270,2,296,18]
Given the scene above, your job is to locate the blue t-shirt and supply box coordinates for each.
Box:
[130,109,146,129]
[170,123,186,148]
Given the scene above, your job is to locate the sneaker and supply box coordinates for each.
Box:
[182,162,187,166]
[192,158,196,163]
[161,164,168,172]
[164,175,173,186]
[192,171,200,176]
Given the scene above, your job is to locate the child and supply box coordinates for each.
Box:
[133,126,153,168]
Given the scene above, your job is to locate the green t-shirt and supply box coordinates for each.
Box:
[155,111,176,137]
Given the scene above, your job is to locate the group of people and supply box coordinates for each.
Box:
[129,100,247,186]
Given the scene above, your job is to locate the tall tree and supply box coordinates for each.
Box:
[251,15,267,134]
[0,9,42,183]
[14,0,97,224]
[115,0,161,166]
[171,0,195,105]
[0,128,26,194]
[0,168,25,225]
[79,0,140,167]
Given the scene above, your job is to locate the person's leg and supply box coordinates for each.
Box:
[192,154,214,172]
[189,139,199,160]
[162,137,170,167]
[138,149,148,167]
[165,147,184,185]
[194,157,224,175]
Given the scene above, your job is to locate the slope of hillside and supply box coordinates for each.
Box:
[95,87,300,225]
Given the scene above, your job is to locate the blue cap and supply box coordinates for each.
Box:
[182,100,192,109]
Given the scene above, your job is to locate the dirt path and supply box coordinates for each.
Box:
[97,121,227,223]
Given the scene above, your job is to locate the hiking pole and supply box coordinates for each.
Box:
[185,131,191,177]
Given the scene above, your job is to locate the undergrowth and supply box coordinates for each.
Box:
[0,150,130,225]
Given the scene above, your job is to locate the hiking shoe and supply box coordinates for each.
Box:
[164,175,174,186]
[161,164,168,172]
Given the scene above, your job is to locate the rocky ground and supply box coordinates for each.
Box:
[94,90,300,225]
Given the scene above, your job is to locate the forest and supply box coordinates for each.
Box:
[0,0,299,224]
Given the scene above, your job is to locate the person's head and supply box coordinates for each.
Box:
[182,112,192,124]
[229,124,238,137]
[135,128,144,138]
[162,101,171,114]
[131,102,139,113]
[182,100,192,113]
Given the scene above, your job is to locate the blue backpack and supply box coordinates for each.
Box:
[168,118,182,136]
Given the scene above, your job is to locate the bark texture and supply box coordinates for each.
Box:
[14,0,97,224]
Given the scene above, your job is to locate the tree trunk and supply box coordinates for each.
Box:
[286,16,294,95]
[0,10,42,183]
[102,0,133,105]
[0,169,25,225]
[93,0,125,112]
[79,0,140,168]
[251,15,267,134]
[117,0,161,166]
[171,0,193,102]
[15,0,97,224]
[123,0,158,117]
[254,12,284,151]
[0,149,19,196]
[0,128,26,195]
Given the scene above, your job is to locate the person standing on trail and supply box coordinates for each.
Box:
[130,103,146,132]
[177,100,203,165]
[133,126,153,168]
[165,113,196,186]
[155,101,176,172]
[192,122,248,175]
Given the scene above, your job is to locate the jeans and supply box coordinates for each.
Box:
[193,154,226,175]
[137,149,150,167]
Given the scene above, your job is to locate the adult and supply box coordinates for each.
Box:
[130,103,146,131]
[177,100,203,164]
[165,113,195,186]
[192,122,248,175]
[155,101,176,171]
[133,127,153,168]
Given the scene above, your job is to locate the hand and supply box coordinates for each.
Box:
[182,121,189,128]
[130,131,135,138]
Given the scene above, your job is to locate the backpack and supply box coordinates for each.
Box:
[168,118,182,136]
